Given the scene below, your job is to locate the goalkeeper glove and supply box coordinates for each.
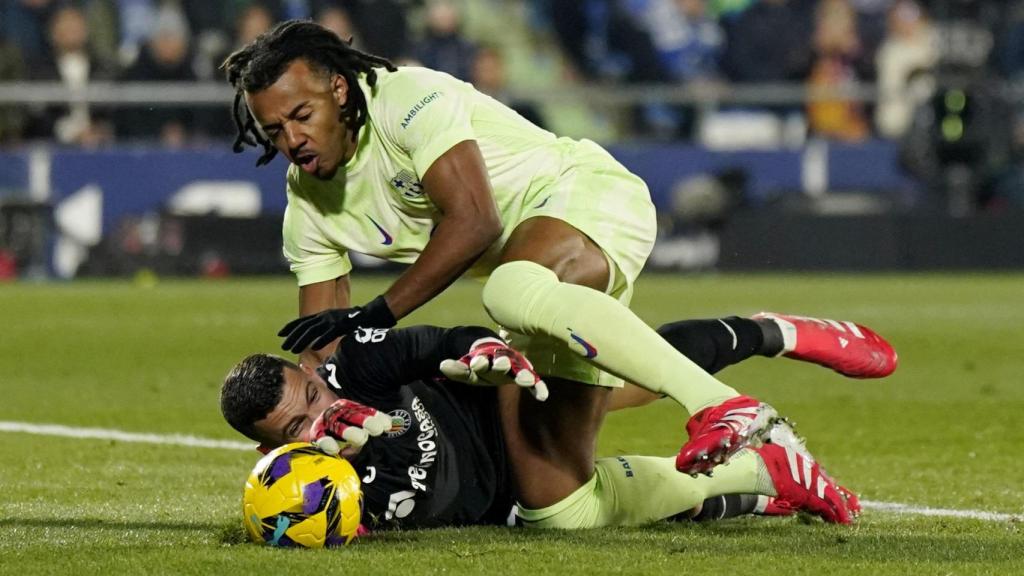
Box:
[439,337,549,401]
[279,295,396,353]
[309,398,393,457]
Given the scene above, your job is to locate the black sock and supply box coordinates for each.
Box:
[753,317,785,357]
[689,494,761,522]
[657,317,766,374]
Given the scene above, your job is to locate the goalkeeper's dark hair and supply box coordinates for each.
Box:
[220,353,297,442]
[221,19,396,166]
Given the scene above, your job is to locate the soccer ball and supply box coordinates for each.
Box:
[242,442,362,548]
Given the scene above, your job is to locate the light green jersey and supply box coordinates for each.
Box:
[282,66,583,286]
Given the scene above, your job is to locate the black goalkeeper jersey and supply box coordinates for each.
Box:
[315,325,514,530]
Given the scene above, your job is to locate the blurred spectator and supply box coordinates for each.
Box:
[117,3,198,146]
[344,0,410,59]
[848,0,892,66]
[414,0,478,80]
[549,0,667,83]
[708,0,754,19]
[997,1,1024,78]
[641,0,724,82]
[236,2,275,45]
[113,0,158,66]
[1,0,56,58]
[807,0,870,141]
[471,44,547,129]
[875,0,937,139]
[316,4,359,45]
[24,5,115,145]
[723,0,812,83]
[79,0,121,74]
[0,33,26,144]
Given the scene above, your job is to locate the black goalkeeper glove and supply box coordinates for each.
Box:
[278,295,397,353]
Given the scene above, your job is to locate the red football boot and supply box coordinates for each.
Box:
[758,496,796,517]
[754,441,855,524]
[838,484,862,519]
[753,312,898,378]
[756,419,860,521]
[676,395,778,475]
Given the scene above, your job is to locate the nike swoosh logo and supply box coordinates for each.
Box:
[534,196,551,209]
[347,311,360,318]
[366,215,393,245]
[568,330,598,359]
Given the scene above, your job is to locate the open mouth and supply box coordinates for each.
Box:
[295,154,319,175]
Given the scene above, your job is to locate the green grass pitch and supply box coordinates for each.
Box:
[1,273,1023,575]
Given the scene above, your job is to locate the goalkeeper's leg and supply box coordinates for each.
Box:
[610,316,782,410]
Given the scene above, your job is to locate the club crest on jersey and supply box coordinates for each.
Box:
[390,170,424,198]
[385,409,412,438]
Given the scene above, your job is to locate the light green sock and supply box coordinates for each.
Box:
[517,451,773,529]
[483,260,738,413]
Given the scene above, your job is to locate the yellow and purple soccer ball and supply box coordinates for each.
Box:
[242,442,362,548]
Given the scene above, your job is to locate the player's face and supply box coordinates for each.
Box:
[252,365,336,447]
[245,58,354,180]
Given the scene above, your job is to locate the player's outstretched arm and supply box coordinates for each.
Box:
[321,325,525,403]
[277,141,502,355]
[381,140,503,318]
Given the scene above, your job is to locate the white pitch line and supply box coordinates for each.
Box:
[0,420,254,451]
[860,500,1022,522]
[1,421,1021,523]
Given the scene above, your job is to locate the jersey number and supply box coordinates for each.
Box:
[385,490,416,520]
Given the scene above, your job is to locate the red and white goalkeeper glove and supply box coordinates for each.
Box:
[309,399,392,457]
[439,337,549,401]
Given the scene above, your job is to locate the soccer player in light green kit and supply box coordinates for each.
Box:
[222,21,894,527]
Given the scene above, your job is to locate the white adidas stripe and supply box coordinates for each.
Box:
[1,421,1020,523]
[843,321,865,338]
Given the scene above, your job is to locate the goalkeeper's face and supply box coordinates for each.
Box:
[245,58,353,180]
[253,364,336,448]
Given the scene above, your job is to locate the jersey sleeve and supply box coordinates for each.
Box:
[318,325,498,405]
[282,172,352,286]
[374,67,476,178]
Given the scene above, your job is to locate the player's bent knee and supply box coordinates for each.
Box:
[482,260,559,331]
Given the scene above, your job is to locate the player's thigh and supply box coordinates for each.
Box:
[499,138,656,293]
[498,379,611,509]
[499,215,609,291]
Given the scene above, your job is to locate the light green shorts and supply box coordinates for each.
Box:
[515,472,602,529]
[503,139,657,388]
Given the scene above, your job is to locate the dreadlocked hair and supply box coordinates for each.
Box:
[221,19,396,166]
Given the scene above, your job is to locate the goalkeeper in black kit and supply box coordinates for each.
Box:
[221,313,895,530]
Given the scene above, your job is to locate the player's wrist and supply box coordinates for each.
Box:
[362,295,397,328]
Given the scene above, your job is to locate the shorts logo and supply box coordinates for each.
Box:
[386,409,412,437]
[568,329,598,359]
[366,215,394,246]
[390,170,424,198]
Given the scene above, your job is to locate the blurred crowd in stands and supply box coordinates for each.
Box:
[0,0,1022,161]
